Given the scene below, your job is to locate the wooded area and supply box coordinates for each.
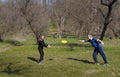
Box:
[0,0,120,42]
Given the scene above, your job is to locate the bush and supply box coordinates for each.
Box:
[5,40,23,46]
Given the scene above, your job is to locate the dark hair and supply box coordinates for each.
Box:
[39,34,43,38]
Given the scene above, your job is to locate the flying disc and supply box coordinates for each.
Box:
[61,40,68,44]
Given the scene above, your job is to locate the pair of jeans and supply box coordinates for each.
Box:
[38,48,44,62]
[93,46,108,64]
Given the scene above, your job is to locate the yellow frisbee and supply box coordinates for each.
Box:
[61,40,68,44]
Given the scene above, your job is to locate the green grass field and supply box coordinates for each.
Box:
[0,37,120,77]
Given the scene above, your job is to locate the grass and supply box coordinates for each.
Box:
[0,37,120,77]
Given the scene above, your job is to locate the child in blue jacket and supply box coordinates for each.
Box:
[80,34,108,65]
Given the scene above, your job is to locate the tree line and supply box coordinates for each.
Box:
[0,0,120,43]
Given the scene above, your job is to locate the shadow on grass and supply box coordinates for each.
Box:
[5,40,23,46]
[50,43,90,47]
[48,58,54,61]
[27,57,38,63]
[50,43,91,51]
[67,43,90,51]
[2,63,21,75]
[1,63,29,75]
[67,58,94,64]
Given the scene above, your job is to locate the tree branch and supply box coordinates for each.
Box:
[101,0,109,6]
[109,0,117,6]
[97,8,106,18]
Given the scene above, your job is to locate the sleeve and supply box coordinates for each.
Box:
[87,39,90,42]
[42,40,48,47]
[93,38,97,42]
[93,38,100,47]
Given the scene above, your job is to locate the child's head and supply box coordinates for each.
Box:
[88,34,93,40]
[39,34,45,40]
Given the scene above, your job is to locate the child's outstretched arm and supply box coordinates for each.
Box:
[79,40,89,43]
[41,40,51,48]
[97,39,104,45]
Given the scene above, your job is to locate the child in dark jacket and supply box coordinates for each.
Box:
[38,34,50,64]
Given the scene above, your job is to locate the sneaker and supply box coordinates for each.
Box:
[103,63,109,66]
[38,61,43,64]
[95,63,100,65]
[38,62,41,64]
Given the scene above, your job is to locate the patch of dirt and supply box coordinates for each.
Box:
[0,45,12,52]
[85,69,102,74]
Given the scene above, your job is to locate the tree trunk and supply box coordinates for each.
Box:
[0,35,3,42]
[100,23,109,40]
[100,0,117,40]
[56,22,62,39]
[43,0,46,8]
[100,6,112,40]
[35,33,39,45]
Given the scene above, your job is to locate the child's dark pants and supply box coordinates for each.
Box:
[38,48,44,62]
[93,46,108,64]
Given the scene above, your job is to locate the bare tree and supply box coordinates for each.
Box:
[0,1,18,42]
[0,0,119,41]
[99,0,118,40]
[17,0,49,43]
[65,0,98,37]
[51,0,68,39]
[0,1,9,41]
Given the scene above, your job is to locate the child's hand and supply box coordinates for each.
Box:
[79,40,85,42]
[48,45,51,48]
[97,39,104,45]
[101,42,104,45]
